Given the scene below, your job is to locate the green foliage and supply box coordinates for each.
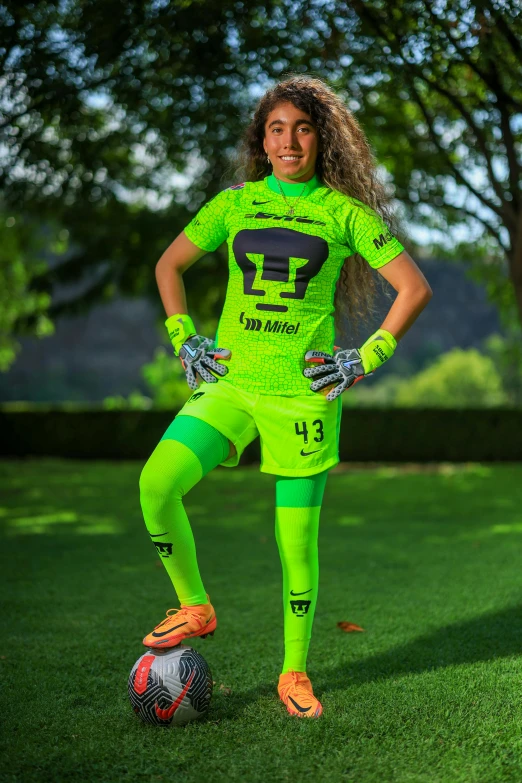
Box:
[1,0,520,343]
[0,212,57,371]
[342,374,404,408]
[102,346,192,410]
[140,347,193,408]
[393,348,507,408]
[483,332,522,407]
[112,340,518,411]
[102,391,153,411]
[344,338,522,409]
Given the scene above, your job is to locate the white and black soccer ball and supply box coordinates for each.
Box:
[128,645,213,726]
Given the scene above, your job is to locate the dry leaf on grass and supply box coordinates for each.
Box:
[219,684,232,695]
[337,621,365,632]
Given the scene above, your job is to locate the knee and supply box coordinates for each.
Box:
[139,455,182,510]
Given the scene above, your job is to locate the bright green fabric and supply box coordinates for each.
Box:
[275,470,329,673]
[359,328,397,374]
[140,417,229,606]
[164,313,197,355]
[161,414,230,474]
[177,379,342,477]
[183,176,404,396]
[275,469,329,507]
[266,172,321,197]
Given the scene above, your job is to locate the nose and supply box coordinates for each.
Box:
[281,128,300,149]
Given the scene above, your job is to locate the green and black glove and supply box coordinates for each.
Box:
[165,313,231,392]
[303,329,397,402]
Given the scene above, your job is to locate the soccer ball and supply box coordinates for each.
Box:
[128,645,213,726]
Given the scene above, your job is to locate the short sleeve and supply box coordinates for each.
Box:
[183,190,229,252]
[345,203,404,269]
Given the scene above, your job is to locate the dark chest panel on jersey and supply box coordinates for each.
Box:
[232,227,329,313]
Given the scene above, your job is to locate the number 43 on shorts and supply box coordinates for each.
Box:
[295,419,324,445]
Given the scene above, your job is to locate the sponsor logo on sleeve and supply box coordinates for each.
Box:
[372,230,394,250]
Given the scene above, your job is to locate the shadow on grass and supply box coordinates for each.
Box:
[3,461,522,727]
[200,601,522,723]
[315,600,522,696]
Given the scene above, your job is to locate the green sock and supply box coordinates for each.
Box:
[139,415,229,606]
[275,470,329,673]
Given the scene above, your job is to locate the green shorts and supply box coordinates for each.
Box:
[175,379,342,477]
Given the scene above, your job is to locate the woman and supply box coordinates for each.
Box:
[139,75,432,718]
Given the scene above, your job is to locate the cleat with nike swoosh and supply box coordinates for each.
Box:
[278,670,323,718]
[143,594,217,648]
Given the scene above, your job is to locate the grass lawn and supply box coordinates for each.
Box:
[1,459,522,783]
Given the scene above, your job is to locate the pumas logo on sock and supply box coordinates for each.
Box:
[153,542,173,558]
[290,599,311,617]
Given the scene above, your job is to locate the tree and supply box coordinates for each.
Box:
[393,347,508,407]
[0,0,339,346]
[1,0,520,364]
[0,209,55,370]
[324,0,521,325]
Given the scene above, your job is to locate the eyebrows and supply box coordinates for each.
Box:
[267,117,315,129]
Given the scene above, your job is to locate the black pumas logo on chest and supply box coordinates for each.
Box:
[233,227,329,313]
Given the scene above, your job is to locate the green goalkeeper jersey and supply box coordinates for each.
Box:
[184,173,404,396]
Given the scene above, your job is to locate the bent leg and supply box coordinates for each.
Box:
[139,416,230,606]
[275,469,329,673]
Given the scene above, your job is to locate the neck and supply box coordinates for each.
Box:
[267,171,321,197]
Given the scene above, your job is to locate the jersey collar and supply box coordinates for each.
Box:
[266,172,321,198]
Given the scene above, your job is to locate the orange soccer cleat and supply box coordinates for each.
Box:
[278,670,323,718]
[143,595,217,649]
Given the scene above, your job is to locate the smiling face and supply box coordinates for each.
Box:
[263,101,319,183]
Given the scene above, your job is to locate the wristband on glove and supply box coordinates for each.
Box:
[303,328,397,402]
[358,329,397,373]
[165,313,197,355]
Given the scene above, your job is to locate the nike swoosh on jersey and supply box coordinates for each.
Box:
[288,695,312,713]
[252,200,271,205]
[151,621,188,638]
[290,589,312,596]
[300,448,321,456]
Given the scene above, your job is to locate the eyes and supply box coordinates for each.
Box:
[270,125,312,134]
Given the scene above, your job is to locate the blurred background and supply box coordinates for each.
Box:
[2,6,522,780]
[1,0,521,416]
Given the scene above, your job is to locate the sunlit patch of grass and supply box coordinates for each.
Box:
[338,515,365,526]
[1,459,522,783]
[4,509,123,536]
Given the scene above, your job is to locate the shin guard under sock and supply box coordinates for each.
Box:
[275,470,329,673]
[139,415,229,605]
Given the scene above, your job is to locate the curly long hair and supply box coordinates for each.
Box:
[234,75,401,341]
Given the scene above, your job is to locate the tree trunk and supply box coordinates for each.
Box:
[511,206,522,329]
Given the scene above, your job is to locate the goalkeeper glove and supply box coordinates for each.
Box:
[303,329,397,402]
[165,313,231,391]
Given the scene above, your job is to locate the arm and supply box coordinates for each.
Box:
[303,250,433,401]
[155,230,207,318]
[376,250,433,341]
[156,230,231,389]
